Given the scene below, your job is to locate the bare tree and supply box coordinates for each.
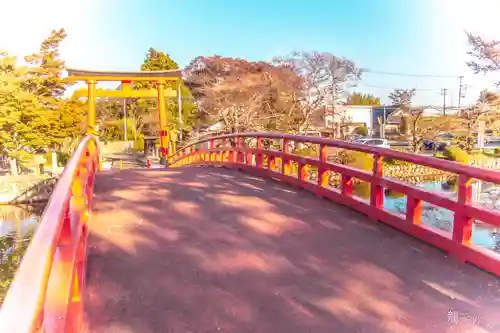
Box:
[409,111,464,153]
[460,90,500,152]
[273,51,362,134]
[184,56,302,133]
[388,89,460,152]
[387,88,416,140]
[466,32,500,85]
[388,88,416,107]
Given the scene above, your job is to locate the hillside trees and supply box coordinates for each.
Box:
[347,92,381,105]
[184,56,303,133]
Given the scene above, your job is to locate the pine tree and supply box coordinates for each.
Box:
[23,28,70,101]
[347,92,381,105]
[0,53,50,162]
[23,29,82,150]
[135,48,198,134]
[135,47,180,90]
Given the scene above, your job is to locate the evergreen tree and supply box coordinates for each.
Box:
[0,29,84,167]
[135,48,198,134]
[23,28,70,101]
[23,28,82,150]
[135,47,180,89]
[0,53,49,162]
[347,92,381,105]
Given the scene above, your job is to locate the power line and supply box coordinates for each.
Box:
[362,69,460,79]
[357,82,438,92]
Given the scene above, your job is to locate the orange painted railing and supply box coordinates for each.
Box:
[0,135,100,332]
[170,132,500,276]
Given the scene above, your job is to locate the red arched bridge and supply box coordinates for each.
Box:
[1,133,500,333]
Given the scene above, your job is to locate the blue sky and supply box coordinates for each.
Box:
[1,0,500,106]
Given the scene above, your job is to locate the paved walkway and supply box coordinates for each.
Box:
[102,152,145,169]
[85,166,500,333]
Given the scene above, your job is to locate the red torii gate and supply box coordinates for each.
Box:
[67,68,182,161]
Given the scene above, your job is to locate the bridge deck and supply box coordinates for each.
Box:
[85,167,500,333]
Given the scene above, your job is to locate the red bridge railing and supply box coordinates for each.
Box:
[170,132,500,276]
[0,135,100,332]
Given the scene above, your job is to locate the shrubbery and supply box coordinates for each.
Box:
[345,151,373,171]
[294,147,319,158]
[134,135,145,151]
[433,151,446,159]
[43,151,71,167]
[443,147,469,164]
[353,126,368,136]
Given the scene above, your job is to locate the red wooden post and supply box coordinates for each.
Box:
[209,139,215,162]
[224,138,230,162]
[370,154,384,209]
[341,174,353,196]
[318,144,329,187]
[237,137,244,163]
[453,174,474,246]
[246,150,253,166]
[282,139,291,175]
[299,161,309,182]
[200,143,205,162]
[406,196,423,224]
[269,155,276,171]
[256,137,263,168]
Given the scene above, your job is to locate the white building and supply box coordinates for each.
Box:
[323,105,373,131]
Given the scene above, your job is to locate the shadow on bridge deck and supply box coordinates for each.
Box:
[85,166,500,333]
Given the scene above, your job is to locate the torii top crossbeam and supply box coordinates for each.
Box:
[66,68,182,82]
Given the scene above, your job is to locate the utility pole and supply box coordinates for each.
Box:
[382,105,386,139]
[457,76,463,114]
[123,98,127,141]
[441,88,448,115]
[177,83,183,144]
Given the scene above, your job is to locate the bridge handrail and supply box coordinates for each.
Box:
[0,135,99,332]
[170,132,500,276]
[174,132,500,184]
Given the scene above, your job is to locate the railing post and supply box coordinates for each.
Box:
[341,174,353,196]
[256,137,263,168]
[245,137,253,166]
[223,138,230,162]
[189,145,194,164]
[237,137,244,163]
[282,139,291,176]
[406,196,423,224]
[299,160,309,182]
[209,139,215,162]
[229,142,235,163]
[199,141,205,163]
[370,154,384,209]
[453,174,474,250]
[318,144,329,187]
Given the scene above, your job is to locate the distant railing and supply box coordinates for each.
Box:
[170,132,500,276]
[0,135,100,332]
